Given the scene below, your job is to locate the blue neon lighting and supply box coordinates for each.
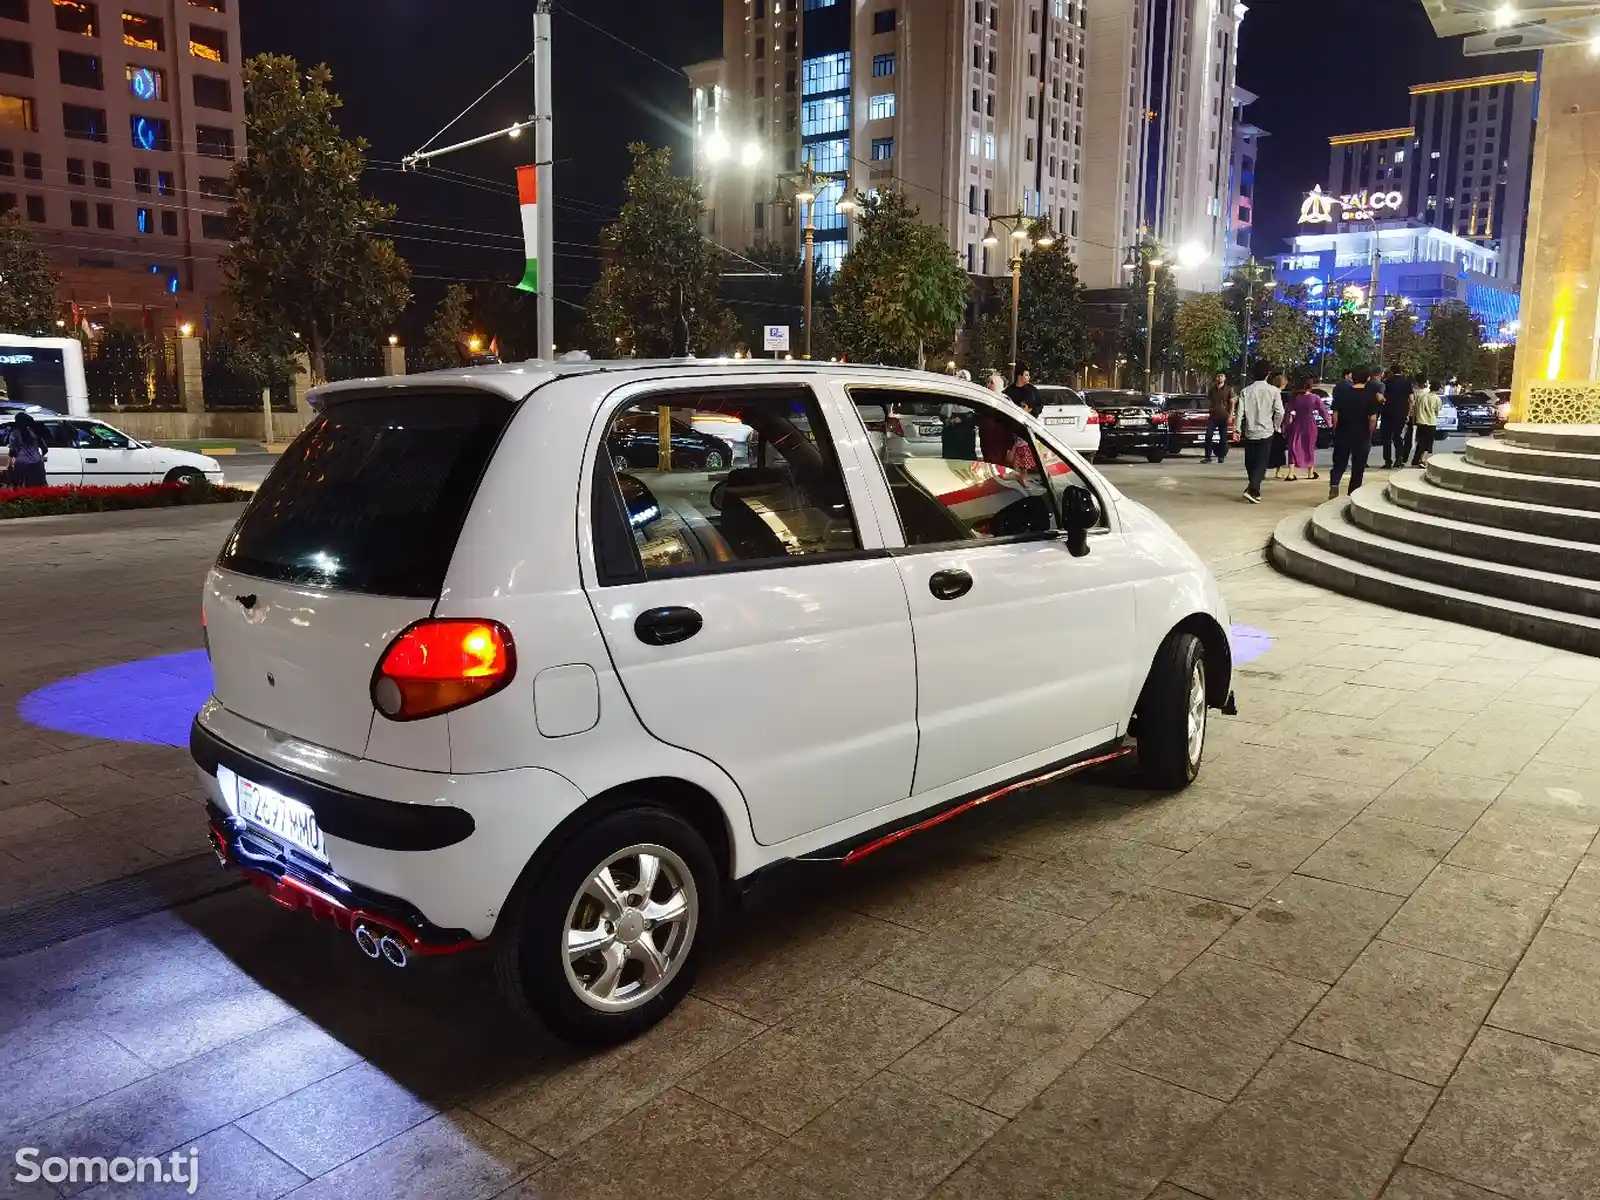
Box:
[19,651,212,748]
[133,116,157,152]
[130,67,158,101]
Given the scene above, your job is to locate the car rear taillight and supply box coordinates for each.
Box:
[372,619,516,721]
[1088,412,1106,424]
[887,416,906,437]
[201,605,210,661]
[1151,412,1168,425]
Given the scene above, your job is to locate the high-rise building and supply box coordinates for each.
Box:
[1323,69,1537,283]
[690,0,1240,293]
[1223,85,1263,268]
[0,0,244,325]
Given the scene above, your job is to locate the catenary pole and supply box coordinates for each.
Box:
[535,2,555,360]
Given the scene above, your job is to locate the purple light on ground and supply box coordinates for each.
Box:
[1230,623,1274,666]
[19,650,213,748]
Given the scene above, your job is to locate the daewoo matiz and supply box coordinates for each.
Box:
[193,360,1235,1043]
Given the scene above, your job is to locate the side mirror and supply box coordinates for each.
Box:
[1062,487,1099,558]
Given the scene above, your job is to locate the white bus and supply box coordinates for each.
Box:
[0,335,89,416]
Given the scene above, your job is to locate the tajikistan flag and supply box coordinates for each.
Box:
[516,165,538,293]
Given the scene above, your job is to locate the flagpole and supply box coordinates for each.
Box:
[534,2,555,361]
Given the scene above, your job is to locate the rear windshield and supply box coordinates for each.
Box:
[1085,391,1156,408]
[1035,388,1085,406]
[217,392,512,597]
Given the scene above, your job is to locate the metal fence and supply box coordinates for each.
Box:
[323,349,385,383]
[201,340,295,412]
[84,330,180,411]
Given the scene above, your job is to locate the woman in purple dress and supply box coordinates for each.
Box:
[1281,372,1330,482]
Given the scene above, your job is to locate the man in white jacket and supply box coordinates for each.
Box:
[1236,363,1284,504]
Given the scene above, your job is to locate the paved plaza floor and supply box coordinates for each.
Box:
[4,454,1600,1198]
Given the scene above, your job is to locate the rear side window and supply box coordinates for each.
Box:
[218,392,511,597]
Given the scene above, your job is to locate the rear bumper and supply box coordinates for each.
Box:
[1099,428,1168,453]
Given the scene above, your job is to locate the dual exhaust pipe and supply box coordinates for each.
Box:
[353,922,409,968]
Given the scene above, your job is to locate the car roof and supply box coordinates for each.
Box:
[308,358,992,407]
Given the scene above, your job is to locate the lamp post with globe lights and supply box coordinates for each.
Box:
[981,211,1057,379]
[775,160,845,360]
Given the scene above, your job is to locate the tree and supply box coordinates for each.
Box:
[225,55,411,383]
[470,282,539,361]
[1010,232,1092,383]
[1423,299,1482,384]
[421,284,473,370]
[1329,310,1377,377]
[1175,293,1241,379]
[587,144,731,358]
[0,209,59,335]
[1119,245,1179,388]
[720,242,831,359]
[1221,258,1276,371]
[830,188,968,369]
[1380,306,1426,378]
[1473,342,1514,388]
[1255,284,1318,376]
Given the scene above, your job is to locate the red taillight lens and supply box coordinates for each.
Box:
[1151,412,1168,424]
[888,416,905,436]
[372,619,516,721]
[1086,412,1103,425]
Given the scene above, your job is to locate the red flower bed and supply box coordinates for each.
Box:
[0,480,252,519]
[1,483,184,502]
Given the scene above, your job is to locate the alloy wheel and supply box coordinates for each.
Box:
[1186,659,1207,770]
[562,843,697,1013]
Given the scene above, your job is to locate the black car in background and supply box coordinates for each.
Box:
[1083,390,1168,462]
[608,412,733,471]
[1161,394,1211,454]
[1456,390,1503,435]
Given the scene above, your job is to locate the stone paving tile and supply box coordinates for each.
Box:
[929,1056,1221,1200]
[1091,792,1249,851]
[1096,951,1325,1101]
[1294,940,1507,1086]
[682,981,951,1135]
[1152,826,1325,908]
[1498,758,1600,823]
[1210,873,1403,984]
[1443,803,1597,886]
[1303,683,1411,718]
[986,834,1182,921]
[1378,1165,1506,1200]
[727,1072,1005,1200]
[0,1030,151,1135]
[1364,769,1507,832]
[1487,926,1600,1056]
[238,1062,439,1179]
[1056,886,1244,997]
[1236,709,1370,749]
[1381,864,1557,969]
[861,933,1019,1012]
[1298,815,1460,896]
[1407,1027,1600,1200]
[890,964,1139,1116]
[75,1123,308,1200]
[1173,1044,1436,1200]
[1546,885,1600,941]
[1291,734,1434,790]
[926,892,1086,962]
[1225,775,1380,840]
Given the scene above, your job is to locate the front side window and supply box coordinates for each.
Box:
[77,421,131,448]
[594,387,861,581]
[850,389,1094,545]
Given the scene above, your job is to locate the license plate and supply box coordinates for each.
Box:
[1120,416,1148,426]
[1045,417,1076,425]
[236,776,327,861]
[918,424,941,436]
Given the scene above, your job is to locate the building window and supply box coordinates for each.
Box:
[753,0,764,15]
[971,87,978,113]
[989,5,997,29]
[804,137,846,172]
[66,157,85,184]
[754,36,764,58]
[197,174,233,198]
[54,0,96,36]
[987,49,996,73]
[1029,7,1039,32]
[968,184,976,214]
[187,0,225,10]
[873,8,896,33]
[873,53,895,77]
[201,212,229,240]
[1070,209,1078,236]
[868,93,895,120]
[21,149,37,178]
[61,102,105,140]
[136,205,151,233]
[157,169,173,194]
[196,123,234,158]
[983,187,990,215]
[0,148,10,174]
[752,200,764,230]
[968,129,978,155]
[122,10,162,50]
[134,165,150,192]
[92,159,109,186]
[59,49,109,90]
[95,200,113,228]
[871,136,894,160]
[161,208,177,236]
[784,30,796,52]
[24,192,41,221]
[967,243,974,271]
[130,113,171,151]
[800,96,847,136]
[0,92,35,130]
[1028,52,1037,76]
[71,199,88,226]
[0,0,26,19]
[983,133,995,159]
[802,0,836,9]
[801,51,849,95]
[189,25,227,62]
[193,73,230,110]
[0,192,13,212]
[0,36,31,76]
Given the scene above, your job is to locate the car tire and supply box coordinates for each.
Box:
[612,453,631,473]
[703,451,725,471]
[1136,630,1207,790]
[1145,450,1166,464]
[494,805,719,1046]
[166,467,206,487]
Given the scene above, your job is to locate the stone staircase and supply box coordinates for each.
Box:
[1270,425,1600,655]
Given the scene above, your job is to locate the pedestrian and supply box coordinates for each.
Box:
[1236,363,1283,505]
[1329,366,1380,498]
[1006,366,1041,417]
[1282,372,1330,482]
[1380,370,1414,468]
[1409,379,1442,466]
[1269,373,1290,479]
[986,371,1007,396]
[4,411,49,488]
[1203,372,1234,464]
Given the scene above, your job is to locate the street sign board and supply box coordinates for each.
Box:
[763,325,790,352]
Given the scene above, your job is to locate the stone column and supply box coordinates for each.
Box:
[381,344,406,376]
[176,334,204,415]
[1511,45,1600,424]
[291,352,314,415]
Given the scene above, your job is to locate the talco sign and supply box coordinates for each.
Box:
[1298,184,1405,225]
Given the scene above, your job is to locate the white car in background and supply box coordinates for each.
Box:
[1436,396,1458,437]
[0,415,223,486]
[690,412,756,465]
[1035,385,1103,456]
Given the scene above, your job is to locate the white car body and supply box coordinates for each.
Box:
[1436,398,1459,435]
[1033,385,1103,456]
[0,415,223,486]
[191,360,1232,1037]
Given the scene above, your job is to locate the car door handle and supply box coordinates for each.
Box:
[84,456,98,463]
[634,606,703,647]
[928,569,973,601]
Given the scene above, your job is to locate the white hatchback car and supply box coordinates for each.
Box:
[193,361,1234,1043]
[0,415,223,486]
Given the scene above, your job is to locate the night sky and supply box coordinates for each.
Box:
[240,0,1537,334]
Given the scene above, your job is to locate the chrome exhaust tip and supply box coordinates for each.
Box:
[353,924,381,959]
[378,935,409,968]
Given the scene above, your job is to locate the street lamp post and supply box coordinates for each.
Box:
[1232,258,1272,379]
[982,211,1055,379]
[776,160,842,361]
[1143,260,1163,383]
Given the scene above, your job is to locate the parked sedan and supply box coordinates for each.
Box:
[1454,390,1503,435]
[0,416,223,486]
[1033,385,1102,456]
[607,412,733,471]
[1083,390,1168,462]
[1160,394,1211,454]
